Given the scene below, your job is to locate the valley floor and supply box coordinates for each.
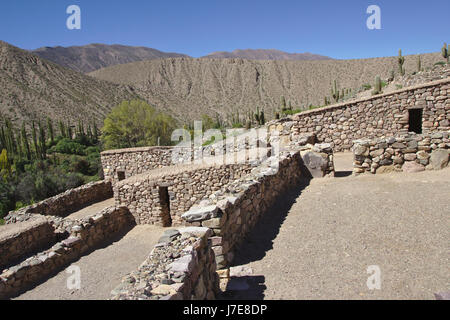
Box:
[226,154,450,300]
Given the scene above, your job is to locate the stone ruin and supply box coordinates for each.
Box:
[1,76,449,300]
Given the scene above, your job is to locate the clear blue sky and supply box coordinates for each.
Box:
[0,0,448,59]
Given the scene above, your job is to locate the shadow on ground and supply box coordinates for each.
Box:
[334,170,353,178]
[232,178,311,266]
[222,178,311,300]
[220,276,266,300]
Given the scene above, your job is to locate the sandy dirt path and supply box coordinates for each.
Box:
[228,156,450,300]
[15,224,169,300]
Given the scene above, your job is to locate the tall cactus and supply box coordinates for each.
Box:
[442,42,449,63]
[398,49,405,76]
[372,76,382,95]
[280,96,287,111]
[417,55,422,72]
[331,80,339,102]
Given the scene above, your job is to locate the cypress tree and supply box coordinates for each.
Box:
[58,120,66,138]
[31,121,39,159]
[93,122,99,142]
[38,120,46,160]
[47,118,54,144]
[67,121,73,139]
[21,122,31,161]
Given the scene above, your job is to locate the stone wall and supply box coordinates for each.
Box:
[111,227,219,300]
[352,131,450,174]
[181,150,305,269]
[114,161,255,226]
[5,181,113,224]
[0,206,135,300]
[101,133,269,184]
[101,146,192,183]
[0,218,57,271]
[268,78,450,152]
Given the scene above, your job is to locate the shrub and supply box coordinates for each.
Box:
[101,100,178,149]
[64,173,84,190]
[72,159,90,175]
[0,181,15,218]
[49,138,86,155]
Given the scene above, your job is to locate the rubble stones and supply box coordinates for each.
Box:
[353,132,449,174]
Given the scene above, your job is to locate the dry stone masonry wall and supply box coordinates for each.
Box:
[5,181,113,224]
[353,131,450,174]
[181,150,304,269]
[268,79,450,152]
[0,206,135,300]
[114,162,254,226]
[111,227,219,300]
[0,218,57,271]
[101,146,192,183]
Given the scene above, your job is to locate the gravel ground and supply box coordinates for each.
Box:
[15,224,169,300]
[229,156,450,300]
[66,198,115,220]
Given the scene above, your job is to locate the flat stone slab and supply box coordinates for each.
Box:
[178,227,211,237]
[181,205,221,222]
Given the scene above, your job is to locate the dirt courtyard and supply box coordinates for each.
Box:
[228,158,450,300]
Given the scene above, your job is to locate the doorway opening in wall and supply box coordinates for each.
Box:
[408,108,423,134]
[158,186,172,227]
[117,171,126,181]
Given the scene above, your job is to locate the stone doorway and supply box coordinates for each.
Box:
[117,171,126,181]
[409,108,423,134]
[158,186,172,227]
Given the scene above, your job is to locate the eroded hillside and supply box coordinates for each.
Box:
[89,52,444,122]
[0,41,141,126]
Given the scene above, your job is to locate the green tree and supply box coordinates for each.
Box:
[21,122,31,160]
[0,149,11,179]
[47,118,54,144]
[101,100,177,149]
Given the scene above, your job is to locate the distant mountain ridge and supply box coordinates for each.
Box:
[0,41,141,126]
[202,49,333,61]
[32,44,189,73]
[32,44,333,73]
[89,52,443,123]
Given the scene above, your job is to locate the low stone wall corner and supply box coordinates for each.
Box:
[110,227,219,300]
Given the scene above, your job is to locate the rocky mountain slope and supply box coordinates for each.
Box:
[89,52,444,122]
[33,44,189,73]
[0,41,141,126]
[202,49,332,61]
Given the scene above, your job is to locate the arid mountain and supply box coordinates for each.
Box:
[32,44,189,73]
[202,49,332,61]
[0,41,141,126]
[89,52,444,123]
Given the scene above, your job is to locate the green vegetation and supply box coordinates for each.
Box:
[434,61,446,66]
[398,49,405,76]
[362,83,372,91]
[417,55,423,72]
[372,76,383,95]
[0,116,102,220]
[442,42,449,64]
[331,80,340,102]
[101,100,177,149]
